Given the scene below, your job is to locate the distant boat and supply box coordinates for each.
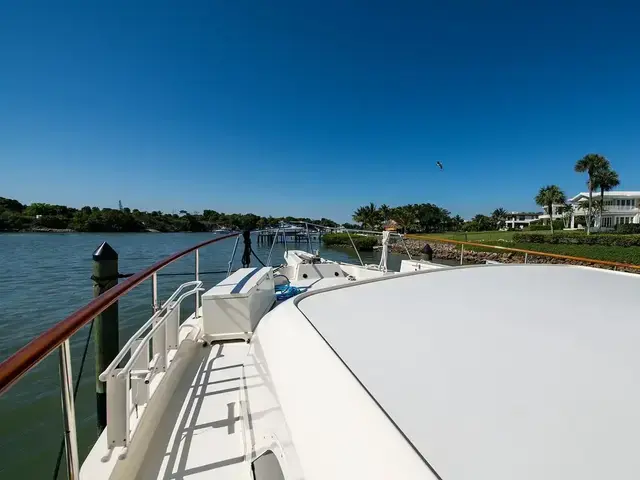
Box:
[212,228,231,234]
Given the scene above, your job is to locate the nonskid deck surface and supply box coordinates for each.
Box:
[137,342,251,480]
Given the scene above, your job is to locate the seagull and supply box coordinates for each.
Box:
[436,161,443,170]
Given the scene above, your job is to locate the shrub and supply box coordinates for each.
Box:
[513,232,640,247]
[526,220,565,231]
[615,224,640,234]
[322,233,378,251]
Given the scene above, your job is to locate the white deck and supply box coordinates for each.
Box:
[137,342,252,480]
[296,265,640,480]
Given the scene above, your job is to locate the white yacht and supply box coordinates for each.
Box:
[1,230,639,479]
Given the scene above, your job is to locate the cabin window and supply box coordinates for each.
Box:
[252,450,285,480]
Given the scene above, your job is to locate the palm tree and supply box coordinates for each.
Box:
[491,208,508,230]
[379,204,391,223]
[578,199,595,228]
[535,185,566,234]
[593,168,619,230]
[574,153,610,234]
[391,207,417,234]
[451,215,465,231]
[557,202,574,228]
[352,203,379,230]
[352,206,367,229]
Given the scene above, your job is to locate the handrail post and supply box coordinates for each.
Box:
[195,249,200,317]
[460,244,465,265]
[59,339,79,479]
[525,252,528,264]
[151,273,159,313]
[92,242,120,434]
[227,236,240,277]
[267,228,279,266]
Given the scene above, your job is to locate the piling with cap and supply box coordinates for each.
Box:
[92,242,120,434]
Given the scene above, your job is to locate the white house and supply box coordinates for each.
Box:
[568,191,640,229]
[504,211,542,229]
[536,205,566,224]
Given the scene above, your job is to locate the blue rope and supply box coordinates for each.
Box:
[275,283,307,301]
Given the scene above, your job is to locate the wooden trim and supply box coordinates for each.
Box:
[0,233,239,395]
[408,235,640,271]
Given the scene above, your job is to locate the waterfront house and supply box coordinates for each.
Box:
[504,211,542,229]
[536,205,566,225]
[567,191,640,229]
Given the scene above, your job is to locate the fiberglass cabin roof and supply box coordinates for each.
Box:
[296,264,640,480]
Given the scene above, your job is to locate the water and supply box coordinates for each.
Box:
[0,232,424,478]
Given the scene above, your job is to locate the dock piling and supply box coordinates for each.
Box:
[92,242,120,434]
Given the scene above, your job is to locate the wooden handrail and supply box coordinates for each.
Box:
[0,232,239,395]
[408,235,640,271]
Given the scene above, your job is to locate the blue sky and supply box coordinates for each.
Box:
[1,1,639,221]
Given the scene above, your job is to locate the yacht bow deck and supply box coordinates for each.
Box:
[137,342,251,480]
[296,264,640,480]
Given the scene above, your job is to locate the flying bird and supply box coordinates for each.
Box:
[436,161,443,170]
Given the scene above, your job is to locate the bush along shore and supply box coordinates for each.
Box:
[322,233,378,251]
[394,238,640,274]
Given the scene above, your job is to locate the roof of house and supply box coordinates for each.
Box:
[570,191,640,202]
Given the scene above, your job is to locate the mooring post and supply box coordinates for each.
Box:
[92,242,120,434]
[422,243,433,262]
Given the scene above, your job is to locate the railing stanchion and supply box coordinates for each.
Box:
[227,236,240,277]
[152,273,159,313]
[525,252,528,264]
[267,228,279,266]
[195,249,200,317]
[59,339,79,480]
[460,244,464,265]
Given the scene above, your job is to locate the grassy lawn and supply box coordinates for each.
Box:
[410,231,640,265]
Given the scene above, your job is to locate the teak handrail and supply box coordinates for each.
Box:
[409,235,640,271]
[0,232,239,395]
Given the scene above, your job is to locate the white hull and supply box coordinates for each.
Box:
[80,247,640,480]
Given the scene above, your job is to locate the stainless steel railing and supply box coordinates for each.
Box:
[0,232,241,480]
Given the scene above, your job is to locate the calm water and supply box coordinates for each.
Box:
[0,232,420,478]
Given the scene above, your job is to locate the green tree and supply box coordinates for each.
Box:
[379,204,391,223]
[593,167,619,230]
[535,185,566,234]
[352,203,379,230]
[391,206,417,233]
[413,203,452,233]
[574,153,610,234]
[451,215,465,231]
[557,203,574,228]
[341,223,362,230]
[470,214,494,231]
[0,197,25,212]
[491,208,507,230]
